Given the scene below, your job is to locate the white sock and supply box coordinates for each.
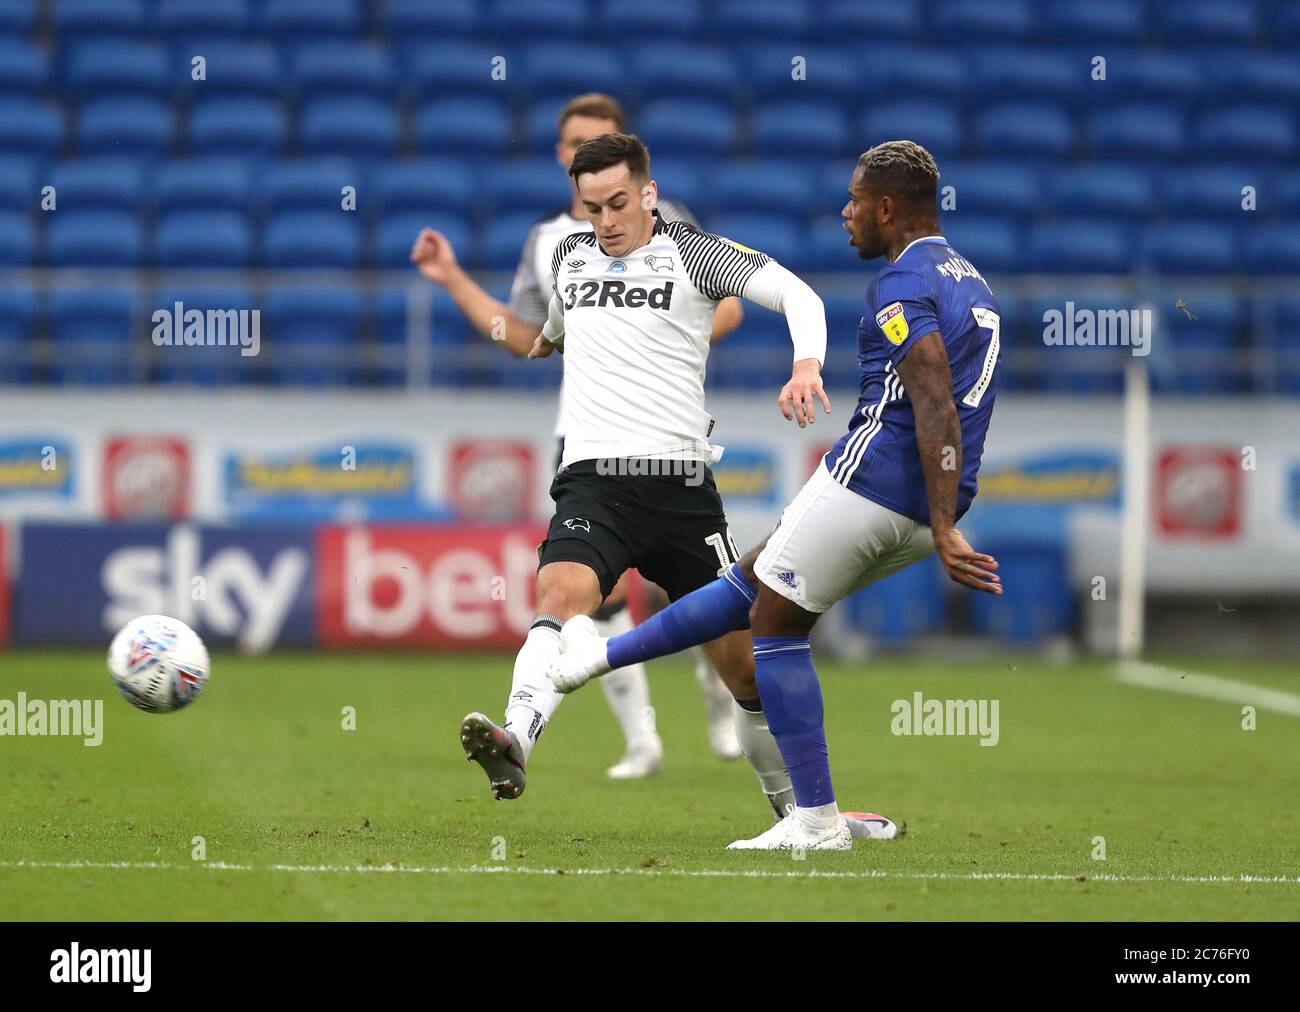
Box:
[692,646,732,719]
[502,621,564,764]
[796,801,841,829]
[594,608,657,750]
[733,699,794,817]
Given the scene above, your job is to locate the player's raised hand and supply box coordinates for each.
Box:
[410,228,459,284]
[779,359,832,428]
[934,528,1002,595]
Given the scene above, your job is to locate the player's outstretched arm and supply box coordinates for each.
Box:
[743,262,831,427]
[410,228,541,357]
[528,293,565,359]
[896,332,1001,595]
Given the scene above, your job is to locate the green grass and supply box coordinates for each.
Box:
[1,650,1298,920]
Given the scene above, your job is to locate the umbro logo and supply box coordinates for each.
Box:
[562,517,591,532]
[566,259,585,273]
[776,570,798,588]
[644,255,675,273]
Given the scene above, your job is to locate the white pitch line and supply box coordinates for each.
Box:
[2,859,1298,886]
[1114,660,1300,718]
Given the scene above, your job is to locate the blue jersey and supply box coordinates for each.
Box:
[824,236,1001,526]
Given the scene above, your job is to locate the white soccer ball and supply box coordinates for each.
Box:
[107,615,210,713]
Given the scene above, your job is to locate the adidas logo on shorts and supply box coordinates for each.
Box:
[777,570,797,588]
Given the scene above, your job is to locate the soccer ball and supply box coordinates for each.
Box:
[107,615,210,713]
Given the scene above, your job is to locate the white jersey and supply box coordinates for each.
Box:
[507,198,696,438]
[547,211,773,468]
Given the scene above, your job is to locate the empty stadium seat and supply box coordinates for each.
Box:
[77,97,172,157]
[49,159,145,212]
[522,44,623,100]
[485,159,570,218]
[263,288,362,385]
[601,0,703,37]
[1153,292,1249,394]
[754,103,850,158]
[413,99,511,156]
[406,43,513,99]
[1210,55,1300,104]
[1043,0,1145,42]
[299,97,401,158]
[1196,107,1296,162]
[261,159,358,213]
[975,103,1075,161]
[48,289,138,385]
[806,216,857,271]
[158,0,253,37]
[821,0,921,38]
[482,213,550,270]
[1244,227,1300,275]
[1143,222,1236,275]
[263,0,363,38]
[372,159,476,216]
[633,44,739,100]
[1045,165,1153,221]
[188,97,285,156]
[709,0,812,39]
[971,48,1078,102]
[46,210,144,267]
[0,37,46,92]
[1160,0,1260,44]
[374,212,471,269]
[0,210,35,266]
[52,0,145,39]
[861,101,962,160]
[710,161,815,217]
[263,211,361,268]
[650,159,707,219]
[1264,296,1300,394]
[941,215,1021,273]
[1090,104,1187,161]
[1027,219,1131,273]
[65,40,171,99]
[155,210,254,268]
[939,162,1041,221]
[175,41,280,96]
[0,289,36,383]
[0,159,36,213]
[707,213,803,267]
[0,0,36,37]
[1163,166,1258,220]
[640,100,737,158]
[0,98,64,160]
[932,0,1035,40]
[485,0,586,38]
[860,49,966,100]
[384,0,478,37]
[741,45,858,102]
[154,159,253,214]
[288,42,398,99]
[1097,51,1203,105]
[151,286,257,386]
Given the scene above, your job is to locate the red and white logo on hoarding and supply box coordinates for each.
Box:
[1155,446,1242,539]
[448,440,535,522]
[316,525,548,648]
[103,436,190,520]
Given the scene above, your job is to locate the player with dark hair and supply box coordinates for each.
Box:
[550,140,1005,850]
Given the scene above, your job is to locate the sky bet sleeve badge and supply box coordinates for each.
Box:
[876,301,909,345]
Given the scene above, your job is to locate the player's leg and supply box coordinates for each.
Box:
[691,646,742,760]
[594,573,664,779]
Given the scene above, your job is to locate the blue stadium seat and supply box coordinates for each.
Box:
[1044,0,1145,42]
[262,0,362,38]
[806,216,857,271]
[523,98,569,154]
[969,544,1073,642]
[1098,52,1202,104]
[384,0,478,37]
[640,100,737,158]
[174,41,280,96]
[155,210,253,268]
[262,159,358,213]
[0,37,46,93]
[741,45,857,103]
[708,305,791,390]
[820,291,867,387]
[158,0,252,37]
[601,0,703,37]
[522,43,623,100]
[151,286,257,386]
[406,43,513,99]
[413,99,511,156]
[708,0,811,39]
[65,40,171,99]
[0,98,64,160]
[1143,222,1236,275]
[633,44,739,100]
[1028,287,1130,394]
[49,159,145,212]
[710,161,815,216]
[1027,219,1130,273]
[0,289,36,383]
[860,49,966,100]
[940,215,1021,273]
[1163,166,1259,220]
[154,159,253,214]
[1210,55,1300,104]
[1196,107,1296,162]
[0,159,36,212]
[263,211,362,268]
[861,101,962,160]
[971,48,1078,102]
[976,103,1075,161]
[263,288,362,385]
[938,162,1041,221]
[188,97,285,157]
[77,97,172,157]
[52,0,145,39]
[485,0,586,38]
[299,97,401,158]
[706,214,803,268]
[288,43,397,99]
[485,159,570,218]
[843,558,947,645]
[0,210,35,266]
[482,213,549,270]
[49,290,138,385]
[1090,104,1187,161]
[650,159,707,219]
[1161,0,1260,43]
[0,0,36,37]
[1153,292,1248,394]
[753,103,850,158]
[374,212,472,269]
[1244,227,1300,275]
[1277,170,1300,218]
[1277,3,1300,42]
[372,159,476,216]
[1045,165,1153,221]
[821,0,921,38]
[46,210,144,267]
[1264,295,1300,394]
[931,0,1035,40]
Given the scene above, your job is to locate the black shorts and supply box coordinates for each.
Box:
[539,458,742,604]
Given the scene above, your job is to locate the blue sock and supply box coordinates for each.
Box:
[606,563,756,670]
[752,636,834,808]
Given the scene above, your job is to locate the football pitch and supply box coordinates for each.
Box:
[2,650,1298,921]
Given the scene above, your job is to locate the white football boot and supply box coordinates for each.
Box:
[549,615,612,694]
[606,735,664,780]
[842,812,900,841]
[693,649,743,761]
[727,811,853,851]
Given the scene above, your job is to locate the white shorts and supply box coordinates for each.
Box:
[753,463,935,613]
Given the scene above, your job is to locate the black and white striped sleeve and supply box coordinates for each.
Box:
[667,222,772,301]
[548,231,590,294]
